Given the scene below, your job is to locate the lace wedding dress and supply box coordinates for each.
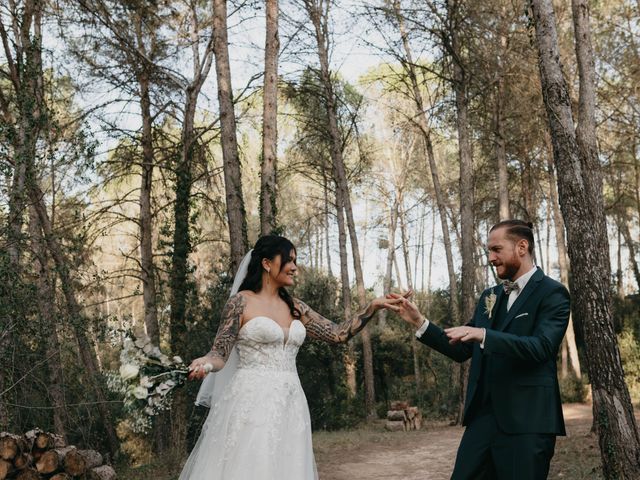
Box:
[178,316,318,480]
[179,289,377,480]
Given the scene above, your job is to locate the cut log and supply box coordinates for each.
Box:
[406,407,419,420]
[34,433,53,451]
[15,468,41,480]
[23,430,41,450]
[384,420,406,432]
[386,410,407,422]
[1,434,27,460]
[390,401,409,410]
[0,459,14,480]
[35,450,61,475]
[63,449,86,476]
[90,465,117,480]
[13,453,32,470]
[76,450,103,470]
[412,415,422,430]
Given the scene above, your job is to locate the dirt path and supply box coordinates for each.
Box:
[314,404,599,480]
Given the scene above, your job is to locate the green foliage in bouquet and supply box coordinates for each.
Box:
[107,334,189,433]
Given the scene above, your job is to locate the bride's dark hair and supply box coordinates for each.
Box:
[237,235,301,319]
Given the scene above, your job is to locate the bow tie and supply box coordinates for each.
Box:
[503,280,520,295]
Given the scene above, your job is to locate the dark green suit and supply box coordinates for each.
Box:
[419,268,570,479]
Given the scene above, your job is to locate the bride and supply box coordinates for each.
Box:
[179,235,392,480]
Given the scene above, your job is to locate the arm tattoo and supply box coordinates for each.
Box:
[296,299,376,344]
[205,293,245,371]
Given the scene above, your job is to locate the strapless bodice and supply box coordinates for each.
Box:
[235,316,306,373]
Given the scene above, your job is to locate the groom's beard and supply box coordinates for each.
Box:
[495,258,520,280]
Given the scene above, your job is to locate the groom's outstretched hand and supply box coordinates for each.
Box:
[444,326,484,345]
[383,291,425,329]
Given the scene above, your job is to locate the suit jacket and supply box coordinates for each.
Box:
[419,268,570,435]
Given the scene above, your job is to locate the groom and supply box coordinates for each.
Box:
[387,220,569,479]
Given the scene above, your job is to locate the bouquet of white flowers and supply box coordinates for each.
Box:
[107,333,189,433]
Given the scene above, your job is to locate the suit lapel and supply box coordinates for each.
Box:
[498,268,544,332]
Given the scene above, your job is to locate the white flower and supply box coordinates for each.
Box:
[139,376,153,388]
[132,386,149,400]
[484,293,497,318]
[173,356,183,364]
[120,364,140,380]
[156,380,175,396]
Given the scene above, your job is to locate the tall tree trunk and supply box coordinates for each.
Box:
[619,218,640,290]
[393,0,460,324]
[306,0,376,418]
[213,0,249,273]
[322,174,333,276]
[260,0,279,235]
[531,0,640,476]
[548,157,581,379]
[447,0,475,424]
[169,8,216,453]
[28,207,68,440]
[28,180,119,455]
[494,47,509,220]
[399,201,422,394]
[0,0,46,429]
[137,72,160,346]
[379,193,399,328]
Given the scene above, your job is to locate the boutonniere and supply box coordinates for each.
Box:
[484,292,497,318]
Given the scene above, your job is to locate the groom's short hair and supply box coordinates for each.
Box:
[490,220,535,255]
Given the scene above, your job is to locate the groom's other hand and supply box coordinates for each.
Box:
[383,293,425,329]
[444,326,484,345]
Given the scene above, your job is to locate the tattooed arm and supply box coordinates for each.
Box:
[295,298,381,344]
[188,293,246,380]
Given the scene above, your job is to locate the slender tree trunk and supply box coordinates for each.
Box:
[28,180,119,455]
[447,0,475,424]
[322,174,333,276]
[306,0,376,418]
[213,0,249,273]
[620,219,640,289]
[28,207,68,440]
[548,155,581,379]
[137,72,160,346]
[393,0,460,324]
[494,57,509,220]
[531,0,640,475]
[260,0,279,235]
[399,202,422,394]
[379,193,399,328]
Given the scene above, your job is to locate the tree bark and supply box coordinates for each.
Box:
[260,0,279,235]
[393,0,460,324]
[28,207,68,440]
[27,180,119,455]
[306,0,376,418]
[547,157,581,379]
[446,0,475,424]
[531,0,640,476]
[213,0,249,273]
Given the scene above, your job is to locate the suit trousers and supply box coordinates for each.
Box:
[451,410,556,480]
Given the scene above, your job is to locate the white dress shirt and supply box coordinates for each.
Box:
[415,265,539,345]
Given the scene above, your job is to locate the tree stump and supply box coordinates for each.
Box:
[63,449,86,476]
[0,459,14,480]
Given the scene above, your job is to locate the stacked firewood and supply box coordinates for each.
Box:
[0,430,116,480]
[384,401,422,432]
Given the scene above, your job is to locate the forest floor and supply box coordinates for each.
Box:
[120,403,638,479]
[313,403,636,480]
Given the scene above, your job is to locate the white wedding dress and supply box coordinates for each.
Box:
[178,316,318,480]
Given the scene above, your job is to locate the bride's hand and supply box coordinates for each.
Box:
[188,356,214,380]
